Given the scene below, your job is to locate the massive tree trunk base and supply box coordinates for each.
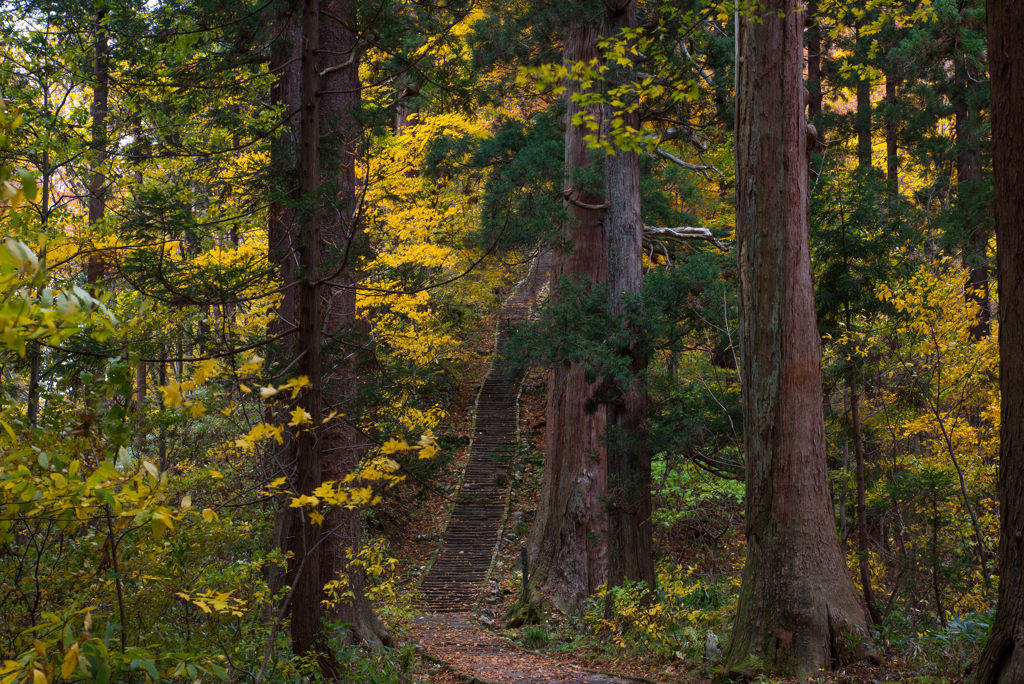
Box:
[727,0,874,676]
[971,605,1024,684]
[969,3,1024,682]
[333,589,393,647]
[725,539,876,677]
[504,595,544,628]
[526,364,607,614]
[524,19,609,616]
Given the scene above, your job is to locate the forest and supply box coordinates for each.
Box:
[1,0,1023,682]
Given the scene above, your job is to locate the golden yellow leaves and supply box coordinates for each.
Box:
[269,437,441,521]
[159,359,223,409]
[357,112,482,376]
[238,355,263,376]
[380,437,411,454]
[380,433,440,460]
[233,422,285,451]
[59,644,78,680]
[175,590,246,617]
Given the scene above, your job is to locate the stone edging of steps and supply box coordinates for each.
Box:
[413,263,539,594]
[472,375,525,613]
[472,254,548,612]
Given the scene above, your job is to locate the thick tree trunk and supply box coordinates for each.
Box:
[602,0,654,609]
[289,0,328,659]
[725,0,873,676]
[526,20,609,613]
[317,0,390,646]
[967,4,1024,681]
[956,63,989,339]
[265,11,300,620]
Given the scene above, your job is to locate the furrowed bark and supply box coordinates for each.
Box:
[967,3,1024,681]
[602,0,654,613]
[526,18,609,614]
[725,0,873,675]
[265,8,300,621]
[318,0,390,646]
[289,0,328,660]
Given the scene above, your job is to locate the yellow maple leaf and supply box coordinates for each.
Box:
[160,381,184,407]
[280,375,310,398]
[380,437,410,454]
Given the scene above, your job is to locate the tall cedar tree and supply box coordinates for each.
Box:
[289,0,328,659]
[318,0,390,645]
[602,0,655,610]
[264,8,300,618]
[267,0,388,651]
[968,1,1024,680]
[526,16,610,613]
[725,0,873,675]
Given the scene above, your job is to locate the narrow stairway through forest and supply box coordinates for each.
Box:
[417,252,546,613]
[410,252,631,684]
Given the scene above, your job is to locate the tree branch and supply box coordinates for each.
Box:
[652,147,712,173]
[643,225,729,251]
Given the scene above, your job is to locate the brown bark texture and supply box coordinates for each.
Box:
[725,0,873,675]
[526,20,609,613]
[265,10,300,619]
[968,2,1024,681]
[601,0,654,604]
[317,0,390,645]
[289,0,327,658]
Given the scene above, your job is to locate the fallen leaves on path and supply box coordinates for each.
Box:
[412,614,631,684]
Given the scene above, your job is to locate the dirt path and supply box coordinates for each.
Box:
[412,614,629,684]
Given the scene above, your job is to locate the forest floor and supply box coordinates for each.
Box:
[377,274,956,684]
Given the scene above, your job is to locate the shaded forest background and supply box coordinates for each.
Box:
[0,0,1014,681]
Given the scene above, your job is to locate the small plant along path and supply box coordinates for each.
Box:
[411,254,629,684]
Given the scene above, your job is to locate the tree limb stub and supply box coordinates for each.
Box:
[562,191,606,211]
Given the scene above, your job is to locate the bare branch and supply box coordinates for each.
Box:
[652,147,712,173]
[643,225,729,251]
